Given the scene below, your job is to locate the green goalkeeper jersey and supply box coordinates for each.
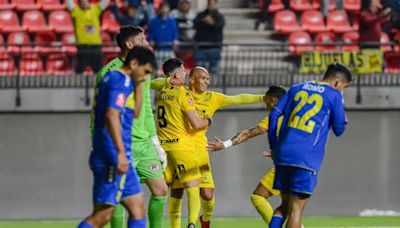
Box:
[91,57,157,141]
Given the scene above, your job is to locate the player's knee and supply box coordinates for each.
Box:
[152,184,169,197]
[90,211,113,226]
[200,188,214,201]
[127,203,146,219]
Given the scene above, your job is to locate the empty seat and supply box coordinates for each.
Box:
[290,0,313,12]
[49,10,74,33]
[7,31,34,55]
[61,32,77,55]
[259,0,284,13]
[0,53,17,76]
[34,32,60,55]
[0,10,25,33]
[19,54,44,76]
[288,31,313,55]
[315,31,338,52]
[101,10,120,33]
[37,0,66,11]
[13,0,41,11]
[342,31,359,51]
[312,0,336,11]
[301,10,328,33]
[344,0,360,11]
[23,11,52,33]
[274,10,301,34]
[46,54,71,75]
[381,32,392,52]
[327,10,353,33]
[0,0,16,10]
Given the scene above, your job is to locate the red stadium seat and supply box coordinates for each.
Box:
[49,10,74,33]
[46,54,71,75]
[0,35,6,53]
[34,32,60,55]
[342,31,359,51]
[315,31,338,52]
[23,11,52,33]
[381,32,392,52]
[274,10,301,34]
[61,32,77,55]
[7,31,34,55]
[384,52,400,73]
[0,10,25,33]
[301,10,328,34]
[101,31,120,54]
[0,53,17,76]
[37,0,66,11]
[327,10,353,33]
[0,0,16,10]
[13,0,41,11]
[312,0,335,11]
[290,0,313,12]
[259,0,285,13]
[19,54,44,76]
[103,53,119,65]
[288,31,313,55]
[344,0,360,11]
[101,10,120,33]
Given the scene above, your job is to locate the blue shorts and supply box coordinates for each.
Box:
[91,165,142,206]
[273,165,318,197]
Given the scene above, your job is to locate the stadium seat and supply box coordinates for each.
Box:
[288,31,313,55]
[101,10,120,33]
[290,0,313,12]
[327,10,354,33]
[344,0,360,11]
[37,0,66,11]
[46,54,71,75]
[381,32,392,52]
[13,0,41,11]
[0,35,6,53]
[61,32,77,55]
[312,0,336,11]
[274,10,301,34]
[49,10,74,33]
[0,10,25,33]
[384,51,400,73]
[301,10,328,34]
[315,31,338,52]
[34,32,60,55]
[0,53,17,76]
[101,31,120,54]
[342,31,359,51]
[23,11,52,33]
[259,0,284,13]
[0,0,16,10]
[7,31,34,55]
[19,54,44,76]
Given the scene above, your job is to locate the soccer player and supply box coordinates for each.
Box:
[92,26,169,228]
[208,86,286,225]
[78,46,157,228]
[268,63,352,228]
[155,59,212,228]
[152,66,265,228]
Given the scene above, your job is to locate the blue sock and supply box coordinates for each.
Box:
[269,215,284,228]
[77,220,93,228]
[128,218,146,228]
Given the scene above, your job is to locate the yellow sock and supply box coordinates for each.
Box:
[201,197,215,222]
[186,187,201,225]
[250,194,274,224]
[168,197,183,228]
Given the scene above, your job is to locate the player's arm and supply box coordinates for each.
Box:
[106,109,128,174]
[150,76,183,91]
[186,110,211,129]
[134,82,143,118]
[268,92,289,151]
[209,126,267,152]
[330,92,347,136]
[219,93,264,109]
[98,0,110,11]
[66,0,76,11]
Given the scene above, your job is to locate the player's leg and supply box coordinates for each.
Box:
[269,165,291,228]
[286,195,309,228]
[78,204,115,228]
[269,194,290,228]
[184,178,201,227]
[144,178,168,228]
[169,186,184,228]
[110,205,125,228]
[200,187,214,228]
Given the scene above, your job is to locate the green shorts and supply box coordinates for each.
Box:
[131,139,164,182]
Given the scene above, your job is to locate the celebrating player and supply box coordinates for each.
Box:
[208,86,286,225]
[78,46,157,228]
[155,59,212,228]
[152,66,265,228]
[91,26,169,228]
[268,63,352,228]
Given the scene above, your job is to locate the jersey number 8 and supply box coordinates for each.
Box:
[157,106,167,128]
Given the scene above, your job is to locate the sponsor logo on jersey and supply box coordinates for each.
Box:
[160,138,180,144]
[116,93,126,107]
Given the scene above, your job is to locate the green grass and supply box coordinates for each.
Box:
[0,217,400,228]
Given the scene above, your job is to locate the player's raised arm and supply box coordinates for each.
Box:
[219,93,264,108]
[65,0,76,11]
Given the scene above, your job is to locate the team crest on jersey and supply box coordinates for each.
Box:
[149,163,161,172]
[116,93,126,107]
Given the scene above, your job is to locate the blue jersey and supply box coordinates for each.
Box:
[268,81,347,172]
[90,70,135,167]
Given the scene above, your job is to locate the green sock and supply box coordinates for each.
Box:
[148,195,167,228]
[111,204,125,228]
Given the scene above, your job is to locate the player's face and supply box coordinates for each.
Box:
[192,71,210,93]
[126,33,149,49]
[130,61,153,83]
[334,79,350,91]
[79,0,90,9]
[173,64,186,83]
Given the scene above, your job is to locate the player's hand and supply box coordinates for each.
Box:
[117,152,129,174]
[151,136,168,170]
[208,136,225,152]
[262,150,272,158]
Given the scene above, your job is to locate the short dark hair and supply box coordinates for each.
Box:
[323,63,352,82]
[124,46,157,70]
[115,25,144,50]
[162,58,184,75]
[266,85,286,99]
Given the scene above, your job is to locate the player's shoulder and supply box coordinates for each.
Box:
[104,71,131,88]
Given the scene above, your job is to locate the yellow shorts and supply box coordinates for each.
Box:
[260,167,281,196]
[164,149,201,184]
[171,150,215,189]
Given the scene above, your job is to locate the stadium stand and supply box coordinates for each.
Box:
[19,53,43,76]
[326,10,354,33]
[0,0,16,10]
[344,0,361,11]
[48,10,74,33]
[46,54,71,76]
[37,0,67,11]
[0,10,24,33]
[265,0,285,13]
[288,31,313,55]
[12,0,41,11]
[0,53,17,76]
[301,10,328,33]
[33,31,60,55]
[7,31,34,55]
[101,10,120,33]
[341,31,359,51]
[22,10,52,33]
[290,0,313,12]
[274,10,301,34]
[315,31,337,52]
[60,32,77,55]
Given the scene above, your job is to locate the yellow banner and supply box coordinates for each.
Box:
[299,50,383,74]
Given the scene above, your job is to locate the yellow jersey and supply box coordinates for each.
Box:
[71,5,102,45]
[155,85,196,151]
